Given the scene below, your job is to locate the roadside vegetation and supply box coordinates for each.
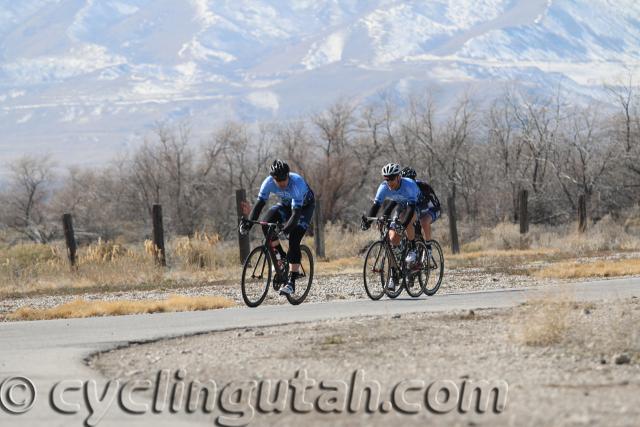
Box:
[1,212,639,301]
[7,295,234,321]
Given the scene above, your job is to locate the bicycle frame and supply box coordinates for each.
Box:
[244,219,288,279]
[364,216,408,272]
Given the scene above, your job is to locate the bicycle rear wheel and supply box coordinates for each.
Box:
[405,243,427,298]
[362,241,388,300]
[241,246,272,307]
[286,245,314,305]
[419,240,444,296]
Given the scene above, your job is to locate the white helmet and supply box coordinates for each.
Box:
[381,163,401,177]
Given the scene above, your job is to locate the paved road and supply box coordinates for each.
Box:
[0,277,639,426]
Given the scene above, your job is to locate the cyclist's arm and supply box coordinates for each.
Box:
[398,182,419,227]
[383,201,397,217]
[370,200,383,216]
[282,208,302,234]
[249,176,274,221]
[248,199,266,221]
[399,203,416,227]
[366,182,390,219]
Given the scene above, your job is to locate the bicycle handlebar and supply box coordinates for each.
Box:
[243,219,283,228]
[363,215,405,232]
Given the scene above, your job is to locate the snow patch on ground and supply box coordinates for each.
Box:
[302,30,346,69]
[178,38,236,63]
[2,44,127,85]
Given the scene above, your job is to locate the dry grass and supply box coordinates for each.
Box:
[461,216,640,255]
[2,212,640,298]
[512,294,573,346]
[0,234,243,297]
[449,248,560,261]
[535,258,640,279]
[7,295,235,321]
[320,221,376,260]
[0,241,160,296]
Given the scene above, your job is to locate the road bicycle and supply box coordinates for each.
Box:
[362,216,429,299]
[240,220,314,307]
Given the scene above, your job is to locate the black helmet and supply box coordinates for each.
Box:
[270,159,290,181]
[401,166,417,180]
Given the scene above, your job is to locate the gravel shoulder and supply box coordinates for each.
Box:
[89,297,640,426]
[0,268,548,319]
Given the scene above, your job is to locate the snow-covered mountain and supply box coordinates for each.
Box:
[1,0,638,167]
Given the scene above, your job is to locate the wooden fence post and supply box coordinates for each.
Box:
[519,190,529,234]
[236,189,250,264]
[447,196,460,254]
[62,213,77,269]
[152,204,166,266]
[578,194,587,233]
[314,198,325,259]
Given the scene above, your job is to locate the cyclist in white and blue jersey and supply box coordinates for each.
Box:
[383,166,441,243]
[239,160,314,296]
[360,163,421,290]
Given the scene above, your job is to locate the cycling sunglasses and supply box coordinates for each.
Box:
[272,174,288,182]
[383,174,399,181]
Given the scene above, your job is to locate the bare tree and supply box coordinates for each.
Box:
[0,155,55,242]
[552,105,615,212]
[404,94,476,207]
[606,72,640,204]
[486,93,528,221]
[309,101,360,221]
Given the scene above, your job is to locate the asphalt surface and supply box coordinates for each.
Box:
[0,276,639,426]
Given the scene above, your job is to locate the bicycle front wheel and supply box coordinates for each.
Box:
[362,241,388,300]
[384,263,404,299]
[241,246,272,307]
[419,240,444,296]
[286,245,314,305]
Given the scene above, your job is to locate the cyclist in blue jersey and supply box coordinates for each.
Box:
[239,160,315,296]
[380,167,441,266]
[360,163,421,290]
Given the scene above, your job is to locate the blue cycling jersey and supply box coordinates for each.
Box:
[374,177,419,205]
[257,172,314,209]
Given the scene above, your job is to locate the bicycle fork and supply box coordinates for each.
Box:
[370,240,402,274]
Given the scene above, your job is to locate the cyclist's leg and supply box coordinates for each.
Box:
[420,214,432,241]
[389,205,404,246]
[406,211,417,241]
[287,226,305,271]
[419,206,439,242]
[287,203,314,273]
[262,205,287,258]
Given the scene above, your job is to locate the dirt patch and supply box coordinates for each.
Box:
[88,297,640,426]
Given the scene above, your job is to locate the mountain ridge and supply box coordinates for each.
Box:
[0,0,638,167]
